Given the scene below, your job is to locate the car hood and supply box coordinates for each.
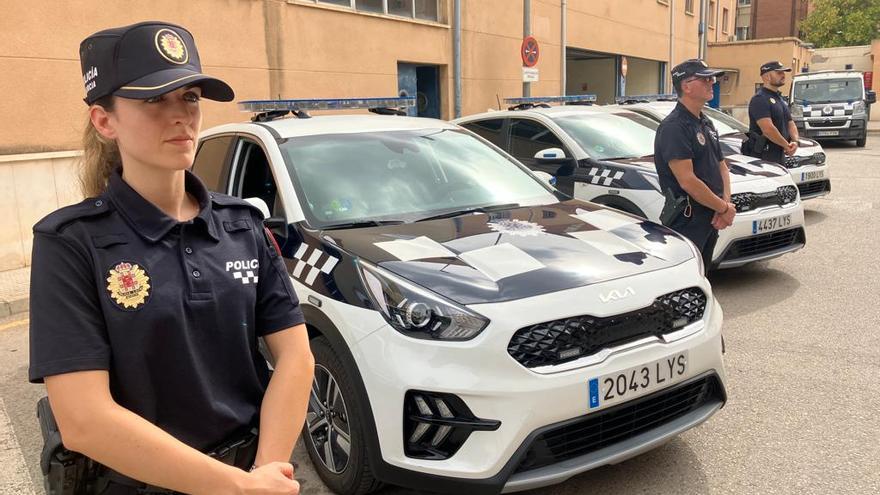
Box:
[605,155,789,184]
[321,201,695,305]
[719,133,823,158]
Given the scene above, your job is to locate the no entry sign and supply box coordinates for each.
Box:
[521,36,539,67]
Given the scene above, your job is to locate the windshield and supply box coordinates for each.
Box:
[702,107,748,135]
[280,129,558,228]
[792,78,863,104]
[553,112,658,160]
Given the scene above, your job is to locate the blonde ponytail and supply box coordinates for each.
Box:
[78,97,120,198]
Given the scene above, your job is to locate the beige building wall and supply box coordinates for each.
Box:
[708,37,812,121]
[0,0,733,270]
[810,45,873,72]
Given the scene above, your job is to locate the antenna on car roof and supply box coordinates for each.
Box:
[615,94,678,104]
[502,95,597,111]
[237,97,417,122]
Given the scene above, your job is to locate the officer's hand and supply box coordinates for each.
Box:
[785,141,798,156]
[718,202,736,228]
[239,462,300,494]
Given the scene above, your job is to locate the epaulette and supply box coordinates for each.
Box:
[33,197,112,235]
[210,192,264,217]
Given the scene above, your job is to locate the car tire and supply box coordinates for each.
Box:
[856,134,867,147]
[303,337,383,495]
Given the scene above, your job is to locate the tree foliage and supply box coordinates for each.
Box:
[800,0,880,48]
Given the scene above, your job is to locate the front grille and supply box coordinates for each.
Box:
[798,179,830,197]
[809,119,848,128]
[731,185,798,213]
[725,227,804,260]
[508,288,707,369]
[514,375,723,474]
[782,152,825,169]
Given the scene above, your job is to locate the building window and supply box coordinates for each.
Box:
[685,0,694,15]
[722,7,729,33]
[316,0,440,21]
[736,26,749,40]
[708,0,716,28]
[737,0,750,5]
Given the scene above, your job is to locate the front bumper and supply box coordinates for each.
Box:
[796,117,867,140]
[350,260,726,493]
[712,193,806,269]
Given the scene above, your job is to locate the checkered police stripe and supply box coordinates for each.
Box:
[233,270,258,284]
[291,243,340,286]
[803,103,852,118]
[586,167,625,186]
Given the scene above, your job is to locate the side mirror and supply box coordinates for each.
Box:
[866,90,876,105]
[532,171,557,187]
[244,197,286,229]
[533,147,567,162]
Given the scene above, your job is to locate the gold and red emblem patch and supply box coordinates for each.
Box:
[155,29,188,64]
[107,262,151,310]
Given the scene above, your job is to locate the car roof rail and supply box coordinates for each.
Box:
[614,94,678,104]
[238,97,416,121]
[503,95,597,110]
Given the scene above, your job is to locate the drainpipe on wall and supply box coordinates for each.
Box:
[669,0,675,91]
[453,0,461,118]
[698,0,708,59]
[561,0,567,96]
[523,0,531,97]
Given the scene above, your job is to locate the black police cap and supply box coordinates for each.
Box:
[79,21,234,105]
[760,61,792,75]
[671,59,725,88]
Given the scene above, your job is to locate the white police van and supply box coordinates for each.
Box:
[615,96,831,200]
[192,98,727,494]
[454,96,806,270]
[790,70,876,147]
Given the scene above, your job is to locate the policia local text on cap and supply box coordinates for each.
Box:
[31,21,312,495]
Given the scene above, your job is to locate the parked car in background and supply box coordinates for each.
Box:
[455,97,806,270]
[615,97,830,201]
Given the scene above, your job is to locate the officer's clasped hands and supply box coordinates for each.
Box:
[785,141,799,156]
[239,462,300,494]
[711,202,736,230]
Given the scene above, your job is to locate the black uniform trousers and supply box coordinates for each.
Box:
[665,205,718,272]
[760,143,785,165]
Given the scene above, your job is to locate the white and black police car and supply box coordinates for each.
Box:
[192,98,727,494]
[614,95,831,200]
[454,96,806,270]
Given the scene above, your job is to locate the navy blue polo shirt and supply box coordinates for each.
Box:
[654,101,725,202]
[748,87,792,144]
[28,169,305,451]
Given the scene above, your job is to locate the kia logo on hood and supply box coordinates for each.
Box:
[600,287,636,303]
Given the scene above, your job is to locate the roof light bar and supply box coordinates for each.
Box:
[238,97,416,113]
[503,95,597,105]
[615,94,678,104]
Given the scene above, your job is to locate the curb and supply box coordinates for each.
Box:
[0,297,28,318]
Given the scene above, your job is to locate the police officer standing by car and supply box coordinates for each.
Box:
[745,61,800,164]
[29,21,312,494]
[654,59,736,270]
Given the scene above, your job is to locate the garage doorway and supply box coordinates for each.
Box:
[397,63,441,119]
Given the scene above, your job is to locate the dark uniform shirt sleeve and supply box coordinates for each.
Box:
[658,121,695,162]
[254,222,305,336]
[29,233,110,383]
[749,93,771,122]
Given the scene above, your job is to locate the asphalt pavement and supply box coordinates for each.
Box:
[1,137,878,494]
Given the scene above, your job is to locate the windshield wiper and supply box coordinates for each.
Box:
[321,219,406,230]
[415,203,521,222]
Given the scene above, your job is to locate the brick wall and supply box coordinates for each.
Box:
[753,0,810,39]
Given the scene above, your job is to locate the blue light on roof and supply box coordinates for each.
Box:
[238,97,416,113]
[615,94,678,103]
[503,95,597,105]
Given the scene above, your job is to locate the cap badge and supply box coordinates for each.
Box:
[696,131,706,146]
[770,98,776,104]
[107,261,151,310]
[155,28,188,65]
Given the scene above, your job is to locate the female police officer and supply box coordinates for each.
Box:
[28,21,311,494]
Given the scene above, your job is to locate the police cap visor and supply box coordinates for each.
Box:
[760,61,792,75]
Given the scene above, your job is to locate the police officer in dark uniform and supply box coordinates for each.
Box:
[29,21,310,495]
[655,59,736,270]
[746,61,799,164]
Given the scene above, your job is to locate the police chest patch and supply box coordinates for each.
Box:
[696,132,706,146]
[107,262,151,310]
[227,259,259,285]
[770,97,776,104]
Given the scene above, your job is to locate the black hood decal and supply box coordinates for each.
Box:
[318,201,694,305]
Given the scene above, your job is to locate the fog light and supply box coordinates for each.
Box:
[404,391,501,460]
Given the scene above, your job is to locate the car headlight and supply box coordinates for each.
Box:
[853,101,866,115]
[791,104,803,119]
[358,261,489,341]
[641,172,662,192]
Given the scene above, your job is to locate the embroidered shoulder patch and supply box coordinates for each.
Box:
[107,261,151,310]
